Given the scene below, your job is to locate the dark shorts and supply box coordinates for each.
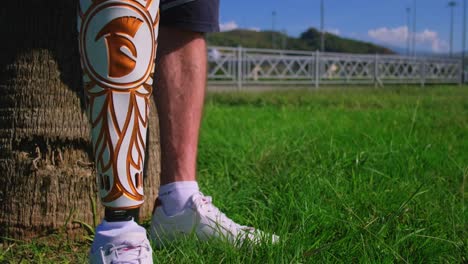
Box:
[160,0,220,33]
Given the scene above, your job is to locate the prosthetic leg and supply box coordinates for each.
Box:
[78,0,159,222]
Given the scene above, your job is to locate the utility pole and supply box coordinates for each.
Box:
[448,1,457,57]
[272,11,276,49]
[406,7,411,56]
[463,0,466,83]
[320,0,325,52]
[412,0,417,56]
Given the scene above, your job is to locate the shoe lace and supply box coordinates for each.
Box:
[100,242,150,264]
[192,193,276,245]
[195,193,251,234]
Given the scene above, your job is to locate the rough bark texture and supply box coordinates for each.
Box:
[0,0,160,239]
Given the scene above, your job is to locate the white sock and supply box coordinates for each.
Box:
[92,219,146,251]
[158,181,199,216]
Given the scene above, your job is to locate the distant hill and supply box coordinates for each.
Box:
[207,28,395,54]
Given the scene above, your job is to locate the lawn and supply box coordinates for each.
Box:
[1,85,467,263]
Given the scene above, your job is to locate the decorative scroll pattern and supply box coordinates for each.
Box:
[78,0,159,209]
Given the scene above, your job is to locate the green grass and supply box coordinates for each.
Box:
[1,85,467,263]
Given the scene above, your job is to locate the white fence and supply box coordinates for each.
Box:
[207,46,462,88]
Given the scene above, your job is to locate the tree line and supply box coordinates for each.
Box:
[208,27,395,54]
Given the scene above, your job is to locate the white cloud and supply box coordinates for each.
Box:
[416,29,448,53]
[219,21,261,32]
[368,26,448,53]
[248,27,261,32]
[326,28,340,35]
[219,21,238,32]
[368,26,409,45]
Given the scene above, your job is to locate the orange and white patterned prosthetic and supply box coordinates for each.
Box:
[78,0,159,209]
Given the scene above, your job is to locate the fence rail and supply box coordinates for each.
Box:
[207,46,462,88]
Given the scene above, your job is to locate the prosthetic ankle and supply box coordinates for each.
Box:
[78,0,160,221]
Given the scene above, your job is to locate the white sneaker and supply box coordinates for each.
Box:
[89,232,153,264]
[150,192,279,247]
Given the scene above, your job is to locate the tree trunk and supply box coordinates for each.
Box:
[0,0,160,239]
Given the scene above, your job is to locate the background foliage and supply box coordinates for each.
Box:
[208,28,395,54]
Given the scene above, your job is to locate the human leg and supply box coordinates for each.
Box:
[152,0,215,218]
[151,34,279,239]
[77,0,159,262]
[155,26,206,186]
[153,26,205,217]
[152,0,217,217]
[150,1,278,246]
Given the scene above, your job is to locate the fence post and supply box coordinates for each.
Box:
[237,46,243,90]
[420,58,426,87]
[459,58,464,86]
[315,50,320,88]
[374,53,379,88]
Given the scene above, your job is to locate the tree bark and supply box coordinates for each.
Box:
[0,0,160,239]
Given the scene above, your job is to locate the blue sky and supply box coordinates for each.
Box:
[219,0,466,53]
